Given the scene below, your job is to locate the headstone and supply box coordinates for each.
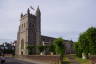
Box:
[82,53,86,59]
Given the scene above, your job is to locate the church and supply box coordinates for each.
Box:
[15,6,74,55]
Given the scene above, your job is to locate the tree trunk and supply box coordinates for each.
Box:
[60,55,63,64]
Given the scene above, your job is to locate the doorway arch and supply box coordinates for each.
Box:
[21,39,24,55]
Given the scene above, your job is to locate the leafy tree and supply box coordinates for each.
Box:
[78,32,89,59]
[74,42,82,57]
[53,38,65,64]
[49,44,55,54]
[53,38,65,55]
[86,27,96,55]
[37,45,45,53]
[27,45,36,55]
[75,27,96,59]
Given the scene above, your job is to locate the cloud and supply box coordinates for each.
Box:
[0,0,96,42]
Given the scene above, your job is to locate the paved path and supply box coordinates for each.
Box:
[3,57,36,64]
[67,55,80,64]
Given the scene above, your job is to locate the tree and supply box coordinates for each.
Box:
[27,45,36,55]
[74,42,82,57]
[38,45,45,53]
[53,38,65,64]
[49,44,55,54]
[86,27,96,55]
[75,27,96,59]
[78,32,89,59]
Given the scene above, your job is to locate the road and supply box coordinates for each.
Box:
[3,57,36,64]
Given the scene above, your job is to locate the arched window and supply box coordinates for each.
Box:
[21,39,24,49]
[24,23,25,28]
[22,24,23,29]
[29,23,32,27]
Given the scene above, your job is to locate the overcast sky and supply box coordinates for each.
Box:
[0,0,96,42]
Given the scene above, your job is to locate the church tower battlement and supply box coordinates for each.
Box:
[16,6,41,55]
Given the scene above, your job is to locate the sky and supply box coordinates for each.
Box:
[0,0,96,42]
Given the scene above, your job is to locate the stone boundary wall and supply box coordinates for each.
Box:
[23,55,61,64]
[89,56,96,64]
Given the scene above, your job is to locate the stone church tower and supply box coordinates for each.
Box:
[16,6,41,55]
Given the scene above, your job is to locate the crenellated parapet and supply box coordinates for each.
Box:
[20,6,41,21]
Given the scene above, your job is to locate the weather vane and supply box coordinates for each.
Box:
[30,6,35,11]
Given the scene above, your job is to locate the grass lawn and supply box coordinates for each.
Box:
[71,54,91,64]
[63,54,92,64]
